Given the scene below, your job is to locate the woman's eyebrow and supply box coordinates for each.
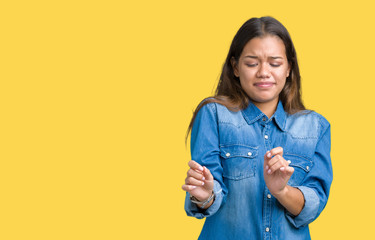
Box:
[244,55,258,59]
[244,55,284,59]
[270,56,283,59]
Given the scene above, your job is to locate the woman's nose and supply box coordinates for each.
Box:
[256,64,271,78]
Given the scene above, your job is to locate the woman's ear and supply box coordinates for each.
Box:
[231,57,239,77]
[286,64,291,78]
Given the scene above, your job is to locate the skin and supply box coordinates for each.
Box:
[182,36,304,215]
[232,35,290,118]
[181,161,215,209]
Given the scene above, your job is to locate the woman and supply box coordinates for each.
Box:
[182,16,333,239]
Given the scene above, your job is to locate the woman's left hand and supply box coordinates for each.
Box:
[263,147,294,197]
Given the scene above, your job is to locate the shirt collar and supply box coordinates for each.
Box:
[241,101,287,131]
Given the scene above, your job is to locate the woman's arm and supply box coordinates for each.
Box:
[265,118,332,227]
[183,103,227,218]
[182,161,215,209]
[263,147,304,216]
[273,185,304,216]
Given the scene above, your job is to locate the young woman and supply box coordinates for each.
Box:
[182,17,333,239]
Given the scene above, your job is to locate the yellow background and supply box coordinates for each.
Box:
[1,0,374,239]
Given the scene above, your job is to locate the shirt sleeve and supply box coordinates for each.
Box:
[286,116,333,228]
[184,102,227,219]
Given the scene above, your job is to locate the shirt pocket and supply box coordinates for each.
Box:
[284,153,313,186]
[220,144,258,180]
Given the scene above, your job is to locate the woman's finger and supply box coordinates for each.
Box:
[267,154,283,167]
[270,147,283,157]
[181,184,196,192]
[185,176,205,186]
[267,160,287,175]
[265,154,291,171]
[203,167,214,181]
[264,151,272,160]
[188,160,204,172]
[264,147,284,161]
[283,166,294,176]
[188,168,205,180]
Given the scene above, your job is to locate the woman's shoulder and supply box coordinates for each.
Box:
[195,98,218,114]
[197,97,240,114]
[285,110,330,138]
[195,97,245,125]
[288,109,329,124]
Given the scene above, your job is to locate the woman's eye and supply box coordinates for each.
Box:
[270,63,281,67]
[246,63,257,67]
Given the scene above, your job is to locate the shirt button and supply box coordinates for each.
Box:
[267,194,271,199]
[306,166,309,170]
[226,153,230,157]
[247,152,252,156]
[262,117,267,121]
[265,227,270,232]
[264,135,269,139]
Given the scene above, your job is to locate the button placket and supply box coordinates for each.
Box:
[263,188,272,239]
[263,124,271,150]
[263,124,272,240]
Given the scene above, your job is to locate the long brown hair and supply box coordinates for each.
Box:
[186,16,305,142]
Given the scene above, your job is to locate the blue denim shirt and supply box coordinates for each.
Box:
[185,101,333,240]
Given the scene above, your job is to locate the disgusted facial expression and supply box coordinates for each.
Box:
[232,35,290,107]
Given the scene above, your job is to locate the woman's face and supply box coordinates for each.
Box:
[232,35,290,107]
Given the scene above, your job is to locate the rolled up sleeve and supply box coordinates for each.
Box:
[185,180,224,219]
[286,117,333,228]
[286,186,320,227]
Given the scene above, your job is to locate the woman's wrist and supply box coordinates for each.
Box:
[190,191,215,209]
[271,185,289,200]
[198,197,214,209]
[272,185,304,216]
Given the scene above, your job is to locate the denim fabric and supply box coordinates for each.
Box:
[185,101,333,240]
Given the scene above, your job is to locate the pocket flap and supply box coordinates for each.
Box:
[220,144,258,159]
[284,153,313,172]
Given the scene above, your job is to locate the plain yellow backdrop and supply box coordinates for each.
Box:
[1,0,374,239]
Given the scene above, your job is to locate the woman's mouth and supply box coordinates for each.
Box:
[254,82,275,88]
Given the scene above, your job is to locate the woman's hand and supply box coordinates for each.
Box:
[263,147,305,216]
[182,160,214,206]
[263,147,294,197]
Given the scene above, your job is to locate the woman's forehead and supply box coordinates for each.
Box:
[241,36,287,58]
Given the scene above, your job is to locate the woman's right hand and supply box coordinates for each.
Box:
[182,160,214,203]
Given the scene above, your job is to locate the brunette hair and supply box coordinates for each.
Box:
[186,16,305,141]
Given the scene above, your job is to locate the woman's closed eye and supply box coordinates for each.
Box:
[270,63,281,67]
[245,63,282,67]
